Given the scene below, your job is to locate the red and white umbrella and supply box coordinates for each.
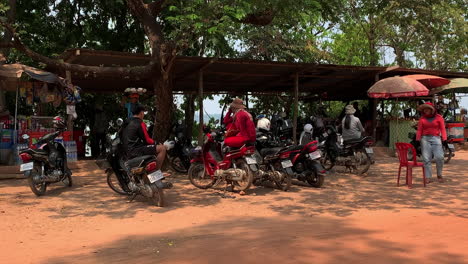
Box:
[403,74,450,88]
[368,76,429,99]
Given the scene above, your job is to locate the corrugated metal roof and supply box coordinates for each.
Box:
[56,49,468,100]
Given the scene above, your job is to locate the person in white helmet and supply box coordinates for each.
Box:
[256,114,271,132]
[299,124,314,145]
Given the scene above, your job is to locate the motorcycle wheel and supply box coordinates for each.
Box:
[107,171,131,196]
[232,159,253,192]
[188,163,215,189]
[306,170,325,188]
[321,152,335,170]
[170,156,189,173]
[354,149,371,175]
[443,146,452,164]
[150,183,165,207]
[28,166,47,196]
[274,171,292,191]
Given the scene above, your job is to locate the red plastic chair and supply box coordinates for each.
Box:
[395,143,426,188]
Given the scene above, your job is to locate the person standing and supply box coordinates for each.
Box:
[416,102,447,183]
[342,105,365,142]
[92,105,107,158]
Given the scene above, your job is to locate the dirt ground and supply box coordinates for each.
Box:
[0,151,467,264]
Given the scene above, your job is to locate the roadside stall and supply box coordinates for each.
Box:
[430,78,468,142]
[367,75,432,150]
[0,64,83,165]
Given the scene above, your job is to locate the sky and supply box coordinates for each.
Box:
[181,94,468,116]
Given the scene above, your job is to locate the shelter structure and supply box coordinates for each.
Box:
[55,49,468,143]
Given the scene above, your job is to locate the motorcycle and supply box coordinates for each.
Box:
[188,128,256,192]
[18,118,73,196]
[281,140,326,188]
[320,125,374,175]
[408,132,455,163]
[166,121,193,173]
[252,129,293,191]
[96,118,171,207]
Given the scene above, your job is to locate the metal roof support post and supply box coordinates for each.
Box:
[198,70,204,146]
[293,73,299,145]
[66,71,74,139]
[372,74,379,140]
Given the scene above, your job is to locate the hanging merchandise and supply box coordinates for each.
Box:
[19,81,32,98]
[63,82,82,105]
[52,87,62,108]
[33,82,42,103]
[66,104,77,119]
[39,83,49,103]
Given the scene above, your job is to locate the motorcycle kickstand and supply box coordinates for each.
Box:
[128,193,137,203]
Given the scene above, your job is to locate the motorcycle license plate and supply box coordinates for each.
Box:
[147,170,164,183]
[448,144,455,151]
[308,151,321,160]
[281,160,293,168]
[20,162,33,172]
[245,157,257,165]
[365,148,374,154]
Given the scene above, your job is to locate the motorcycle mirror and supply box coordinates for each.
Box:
[116,118,124,126]
[22,134,30,140]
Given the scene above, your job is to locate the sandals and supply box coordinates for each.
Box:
[425,178,434,184]
[437,176,445,183]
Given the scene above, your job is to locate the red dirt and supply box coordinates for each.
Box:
[1,151,467,264]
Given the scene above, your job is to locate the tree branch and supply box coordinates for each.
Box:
[0,20,153,78]
[145,0,166,17]
[241,9,276,26]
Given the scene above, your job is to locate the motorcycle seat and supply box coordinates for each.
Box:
[22,149,48,155]
[126,155,155,168]
[344,136,372,146]
[260,147,283,157]
[225,142,255,152]
[283,145,303,152]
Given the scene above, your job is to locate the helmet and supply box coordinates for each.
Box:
[163,140,175,150]
[257,117,271,131]
[304,123,313,133]
[52,116,66,130]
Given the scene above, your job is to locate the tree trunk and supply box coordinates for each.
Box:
[184,94,195,142]
[152,73,173,143]
[394,47,406,67]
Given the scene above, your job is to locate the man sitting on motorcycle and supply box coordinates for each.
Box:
[223,98,256,148]
[123,104,167,173]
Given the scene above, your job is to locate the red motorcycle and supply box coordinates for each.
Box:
[188,130,257,192]
[279,140,326,188]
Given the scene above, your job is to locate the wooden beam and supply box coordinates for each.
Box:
[198,70,204,146]
[293,73,299,145]
[176,59,216,82]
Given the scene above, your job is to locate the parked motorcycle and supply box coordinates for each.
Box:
[282,140,326,187]
[408,132,455,163]
[252,130,292,191]
[188,128,256,192]
[18,117,73,196]
[320,125,374,175]
[166,121,193,173]
[96,118,171,207]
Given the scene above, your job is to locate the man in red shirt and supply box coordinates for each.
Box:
[223,98,256,148]
[416,102,446,183]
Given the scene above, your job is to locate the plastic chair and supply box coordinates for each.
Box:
[395,143,426,188]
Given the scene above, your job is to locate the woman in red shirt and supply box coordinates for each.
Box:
[223,98,256,148]
[416,102,446,183]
